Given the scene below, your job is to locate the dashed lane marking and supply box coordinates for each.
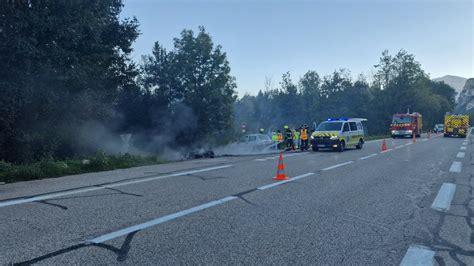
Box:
[460,146,467,150]
[257,173,315,190]
[456,152,465,158]
[394,145,403,149]
[359,154,378,160]
[449,161,462,173]
[405,143,412,146]
[419,138,428,142]
[431,183,456,212]
[321,161,353,171]
[0,165,233,208]
[400,245,435,266]
[88,196,237,244]
[380,149,393,153]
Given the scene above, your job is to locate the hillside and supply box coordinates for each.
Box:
[432,75,467,95]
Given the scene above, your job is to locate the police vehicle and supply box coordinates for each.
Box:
[311,118,367,152]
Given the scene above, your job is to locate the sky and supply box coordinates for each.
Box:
[121,0,474,96]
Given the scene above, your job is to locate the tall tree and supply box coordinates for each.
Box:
[0,0,139,162]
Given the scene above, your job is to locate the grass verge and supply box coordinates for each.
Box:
[0,151,164,183]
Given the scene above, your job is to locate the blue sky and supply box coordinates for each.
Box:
[122,0,473,96]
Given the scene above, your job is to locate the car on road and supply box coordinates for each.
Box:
[237,134,276,151]
[310,118,366,152]
[434,124,444,133]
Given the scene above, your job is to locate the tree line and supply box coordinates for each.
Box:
[235,50,456,136]
[0,1,455,164]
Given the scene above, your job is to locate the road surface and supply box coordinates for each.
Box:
[1,133,473,265]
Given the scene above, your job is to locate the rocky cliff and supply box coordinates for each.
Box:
[454,78,474,114]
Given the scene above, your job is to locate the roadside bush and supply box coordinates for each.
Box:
[0,153,164,183]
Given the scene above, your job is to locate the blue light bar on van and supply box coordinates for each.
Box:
[327,118,348,121]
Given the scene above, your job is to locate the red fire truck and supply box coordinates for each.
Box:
[390,112,422,138]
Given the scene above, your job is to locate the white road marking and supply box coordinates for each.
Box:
[460,146,467,150]
[380,149,393,153]
[404,143,412,146]
[394,145,403,149]
[0,165,233,208]
[462,142,468,146]
[359,154,378,160]
[257,173,315,190]
[419,138,428,142]
[321,161,353,171]
[400,245,435,266]
[449,162,462,173]
[431,183,456,212]
[456,152,465,158]
[88,196,237,244]
[365,139,384,143]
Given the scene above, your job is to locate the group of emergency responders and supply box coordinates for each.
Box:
[263,125,310,151]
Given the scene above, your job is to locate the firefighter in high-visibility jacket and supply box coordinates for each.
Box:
[271,131,278,142]
[300,125,309,151]
[284,125,293,150]
[293,129,300,150]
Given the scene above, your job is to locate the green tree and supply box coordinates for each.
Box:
[0,0,139,162]
[140,27,237,146]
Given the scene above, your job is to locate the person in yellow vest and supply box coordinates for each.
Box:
[271,131,278,142]
[293,128,300,150]
[300,124,309,151]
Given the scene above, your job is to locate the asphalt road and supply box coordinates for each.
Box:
[1,133,473,265]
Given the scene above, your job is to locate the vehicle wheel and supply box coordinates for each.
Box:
[356,140,363,149]
[416,134,421,138]
[443,134,448,137]
[337,141,345,152]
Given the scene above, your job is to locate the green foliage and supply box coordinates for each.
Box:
[235,50,456,136]
[0,153,164,183]
[0,0,139,163]
[122,27,237,151]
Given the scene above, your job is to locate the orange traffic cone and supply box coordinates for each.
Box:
[412,133,416,143]
[381,139,388,151]
[273,152,289,180]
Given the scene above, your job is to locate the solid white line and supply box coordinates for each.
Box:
[257,173,315,190]
[88,196,237,244]
[456,152,465,158]
[359,154,378,160]
[380,149,393,153]
[431,183,456,212]
[449,162,462,173]
[400,245,435,266]
[394,145,403,149]
[365,139,384,143]
[321,161,353,171]
[0,165,233,208]
[405,143,412,146]
[460,146,467,150]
